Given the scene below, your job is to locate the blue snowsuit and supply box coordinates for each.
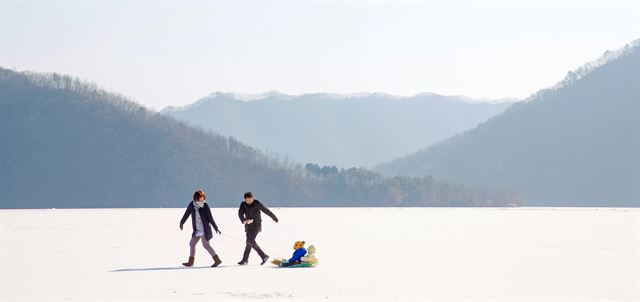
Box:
[288,247,307,263]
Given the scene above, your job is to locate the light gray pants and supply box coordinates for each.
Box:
[189,236,217,257]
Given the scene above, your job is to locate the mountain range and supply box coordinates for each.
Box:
[0,68,518,208]
[3,39,638,207]
[376,39,640,206]
[161,92,512,167]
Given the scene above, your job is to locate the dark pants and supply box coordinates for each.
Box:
[242,228,266,261]
[281,260,300,267]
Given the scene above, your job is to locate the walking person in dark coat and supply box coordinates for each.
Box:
[179,190,222,267]
[237,192,279,265]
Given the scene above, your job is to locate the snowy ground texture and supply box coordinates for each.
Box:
[1,207,639,301]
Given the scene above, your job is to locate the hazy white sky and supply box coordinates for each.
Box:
[1,1,639,110]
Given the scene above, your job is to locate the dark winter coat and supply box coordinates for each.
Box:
[180,202,219,241]
[238,200,278,232]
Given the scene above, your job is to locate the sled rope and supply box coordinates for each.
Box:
[218,233,264,250]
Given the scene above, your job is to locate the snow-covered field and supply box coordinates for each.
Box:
[1,207,638,301]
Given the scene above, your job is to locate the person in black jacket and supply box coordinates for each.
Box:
[179,190,222,267]
[237,192,278,265]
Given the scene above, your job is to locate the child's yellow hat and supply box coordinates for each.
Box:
[293,241,305,249]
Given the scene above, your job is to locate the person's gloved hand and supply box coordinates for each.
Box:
[273,217,279,223]
[215,229,222,234]
[179,224,183,230]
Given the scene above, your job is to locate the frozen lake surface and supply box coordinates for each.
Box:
[1,207,638,301]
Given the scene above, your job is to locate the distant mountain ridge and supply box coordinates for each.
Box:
[163,91,515,110]
[162,92,513,167]
[375,39,640,206]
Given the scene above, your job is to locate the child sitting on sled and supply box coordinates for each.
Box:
[272,241,307,267]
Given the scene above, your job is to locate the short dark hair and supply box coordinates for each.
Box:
[244,192,253,199]
[193,190,206,201]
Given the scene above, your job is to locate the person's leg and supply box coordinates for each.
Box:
[189,237,200,257]
[241,230,255,261]
[189,236,200,257]
[281,261,294,267]
[182,236,199,267]
[200,236,218,257]
[248,230,266,259]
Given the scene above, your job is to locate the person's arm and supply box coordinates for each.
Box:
[238,203,246,224]
[258,201,278,222]
[288,248,307,263]
[179,204,192,229]
[205,205,220,233]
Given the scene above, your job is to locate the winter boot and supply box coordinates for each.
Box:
[212,255,222,267]
[182,256,194,267]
